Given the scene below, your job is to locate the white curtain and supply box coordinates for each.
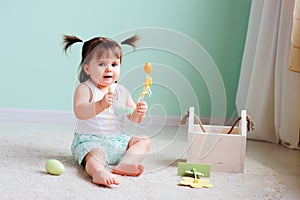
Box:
[236,0,300,149]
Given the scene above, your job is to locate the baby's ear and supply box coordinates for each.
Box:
[83,64,90,75]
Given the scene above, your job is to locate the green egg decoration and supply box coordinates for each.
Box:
[45,159,65,175]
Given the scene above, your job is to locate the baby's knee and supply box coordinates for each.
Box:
[130,135,151,150]
[85,148,107,166]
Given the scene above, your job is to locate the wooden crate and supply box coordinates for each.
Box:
[186,107,247,173]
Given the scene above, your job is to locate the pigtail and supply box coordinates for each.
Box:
[121,35,139,50]
[63,35,83,53]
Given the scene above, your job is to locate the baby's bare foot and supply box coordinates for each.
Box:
[92,169,120,186]
[112,163,144,176]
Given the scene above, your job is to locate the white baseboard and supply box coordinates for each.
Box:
[0,108,234,127]
[0,108,182,126]
[0,108,73,123]
[141,114,182,127]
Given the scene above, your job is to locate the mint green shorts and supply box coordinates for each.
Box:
[71,133,131,166]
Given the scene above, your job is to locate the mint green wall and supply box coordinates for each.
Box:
[0,0,251,117]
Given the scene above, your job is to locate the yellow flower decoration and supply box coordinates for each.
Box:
[137,62,153,102]
[179,177,213,189]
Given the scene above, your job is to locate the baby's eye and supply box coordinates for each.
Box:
[98,63,105,67]
[112,63,119,67]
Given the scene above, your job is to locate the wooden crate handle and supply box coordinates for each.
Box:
[181,107,254,134]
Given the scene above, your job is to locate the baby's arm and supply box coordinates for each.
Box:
[73,83,114,120]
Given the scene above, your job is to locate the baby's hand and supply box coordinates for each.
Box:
[136,101,148,115]
[99,91,115,109]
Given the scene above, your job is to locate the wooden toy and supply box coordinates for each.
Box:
[177,162,213,189]
[179,177,213,189]
[186,107,251,172]
[177,162,211,177]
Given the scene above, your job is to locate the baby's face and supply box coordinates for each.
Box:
[84,54,121,90]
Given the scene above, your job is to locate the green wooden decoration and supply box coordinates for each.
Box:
[177,162,211,177]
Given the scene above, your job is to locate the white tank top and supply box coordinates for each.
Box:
[74,80,133,136]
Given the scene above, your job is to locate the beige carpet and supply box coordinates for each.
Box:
[0,123,284,200]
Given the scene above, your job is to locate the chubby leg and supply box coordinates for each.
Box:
[113,135,151,176]
[85,148,119,186]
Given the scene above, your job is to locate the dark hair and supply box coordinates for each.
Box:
[63,34,139,82]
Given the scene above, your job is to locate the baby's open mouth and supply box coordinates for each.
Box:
[103,76,112,78]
